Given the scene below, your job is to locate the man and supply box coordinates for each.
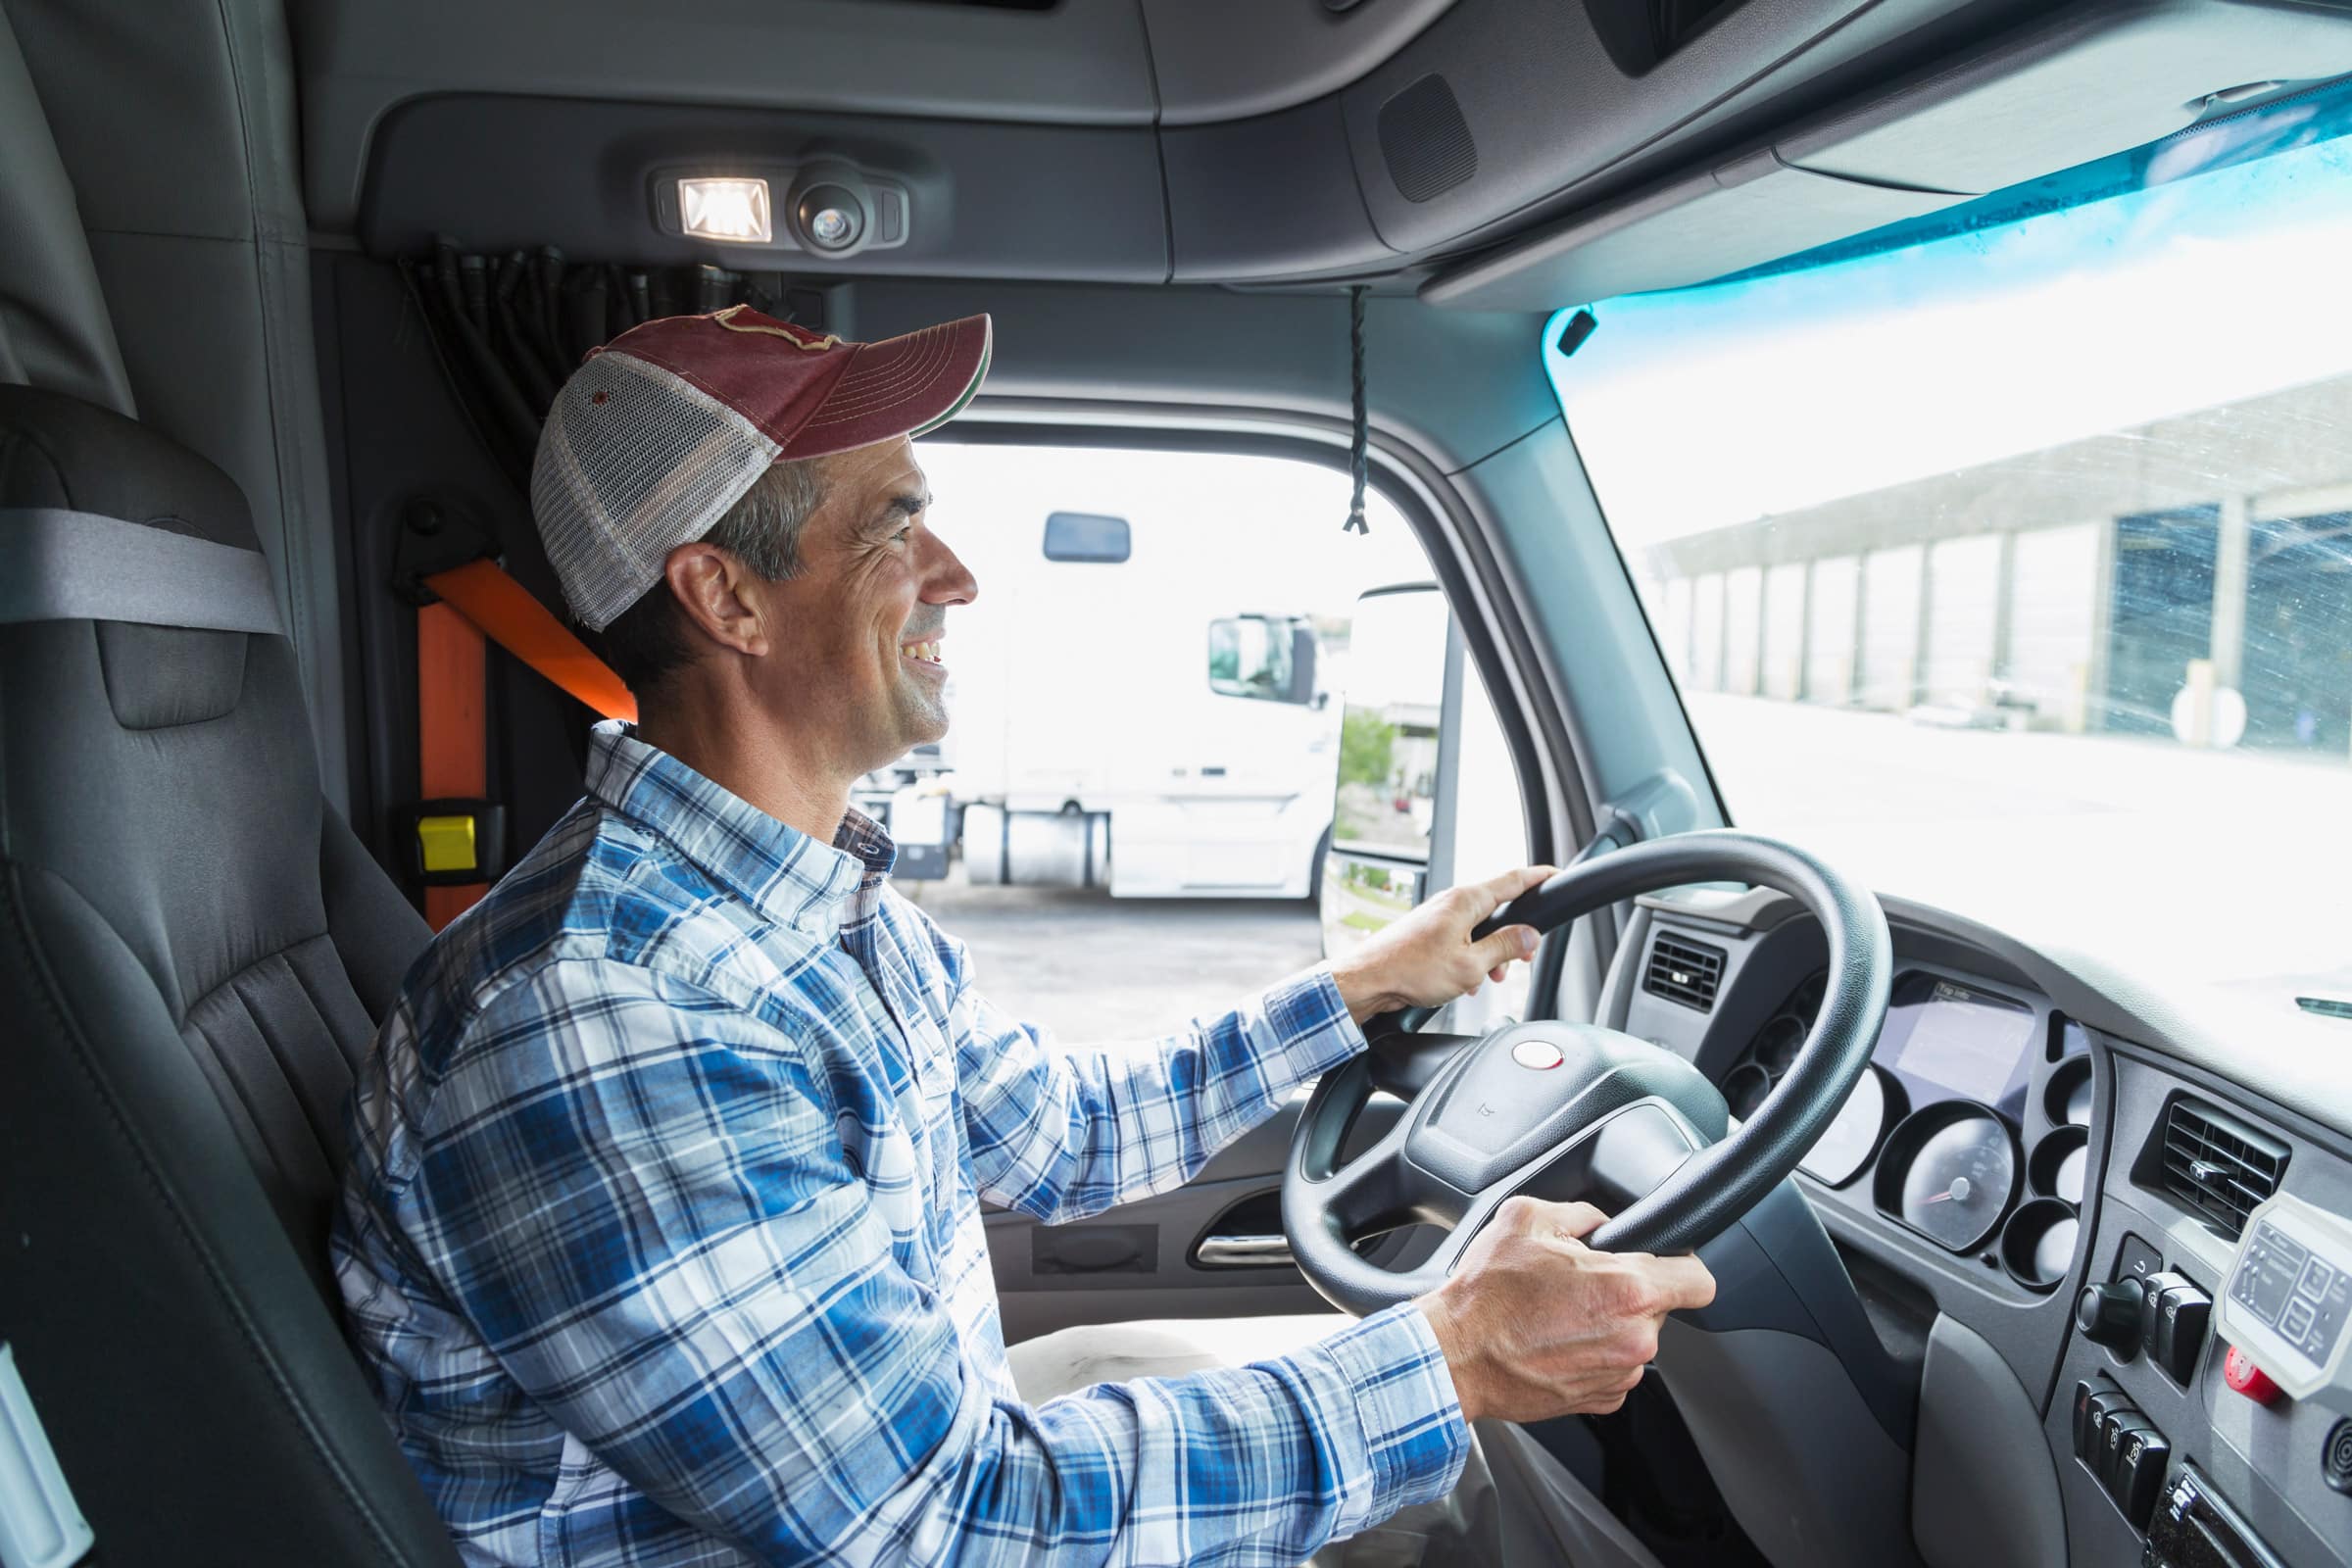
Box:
[335,306,1715,1566]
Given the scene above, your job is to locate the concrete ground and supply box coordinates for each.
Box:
[904,871,1326,1040]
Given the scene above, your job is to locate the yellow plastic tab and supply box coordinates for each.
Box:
[416,813,478,874]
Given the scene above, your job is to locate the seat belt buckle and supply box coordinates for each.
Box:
[396,798,509,887]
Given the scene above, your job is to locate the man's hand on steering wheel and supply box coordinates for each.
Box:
[1329,864,1556,1024]
[1416,1197,1716,1422]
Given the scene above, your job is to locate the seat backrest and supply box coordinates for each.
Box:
[0,386,461,1565]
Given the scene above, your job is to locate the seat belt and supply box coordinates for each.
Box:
[398,503,636,930]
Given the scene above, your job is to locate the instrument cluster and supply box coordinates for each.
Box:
[1722,965,2096,1292]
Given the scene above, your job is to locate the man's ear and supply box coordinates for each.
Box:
[662,543,770,658]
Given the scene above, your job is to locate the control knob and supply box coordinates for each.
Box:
[2077,1279,2146,1350]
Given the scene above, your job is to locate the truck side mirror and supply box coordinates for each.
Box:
[1320,585,1447,956]
[1289,621,1319,706]
[1320,583,1539,1031]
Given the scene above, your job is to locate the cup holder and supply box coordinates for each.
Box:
[1723,1061,1774,1121]
[2000,1197,2081,1292]
[2030,1124,2090,1204]
[2044,1055,2093,1128]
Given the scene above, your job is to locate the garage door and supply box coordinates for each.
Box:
[1858,545,1924,710]
[1922,534,2003,707]
[1762,563,1807,700]
[1805,556,1860,705]
[2007,521,2102,730]
[1723,566,1763,696]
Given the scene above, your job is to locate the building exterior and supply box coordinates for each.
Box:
[1637,373,2352,756]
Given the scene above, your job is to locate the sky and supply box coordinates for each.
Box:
[1545,104,2352,548]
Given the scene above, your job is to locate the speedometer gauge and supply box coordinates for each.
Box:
[1877,1104,2019,1253]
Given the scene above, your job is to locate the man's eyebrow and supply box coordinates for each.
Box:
[869,490,931,526]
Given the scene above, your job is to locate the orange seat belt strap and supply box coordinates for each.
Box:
[419,559,638,723]
[411,559,635,931]
[417,600,489,930]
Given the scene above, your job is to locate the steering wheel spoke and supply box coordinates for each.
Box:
[1284,831,1892,1317]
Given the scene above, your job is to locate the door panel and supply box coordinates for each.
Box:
[985,1093,1413,1344]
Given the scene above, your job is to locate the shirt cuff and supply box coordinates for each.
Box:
[1262,962,1369,1074]
[1288,1302,1471,1536]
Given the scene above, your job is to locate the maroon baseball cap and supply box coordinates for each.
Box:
[530,305,992,629]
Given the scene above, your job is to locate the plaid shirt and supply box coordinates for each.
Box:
[334,722,1467,1567]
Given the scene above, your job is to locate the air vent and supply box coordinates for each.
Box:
[2154,1099,2288,1238]
[1378,74,1477,204]
[1644,933,1726,1011]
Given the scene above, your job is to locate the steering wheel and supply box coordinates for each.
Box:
[1283,831,1891,1317]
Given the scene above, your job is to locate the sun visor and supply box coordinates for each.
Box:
[1428,0,2352,311]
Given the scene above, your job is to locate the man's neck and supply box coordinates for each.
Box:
[634,684,855,847]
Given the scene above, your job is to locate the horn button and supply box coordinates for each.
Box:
[1406,1022,1721,1198]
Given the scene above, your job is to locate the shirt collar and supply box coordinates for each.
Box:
[581,720,897,933]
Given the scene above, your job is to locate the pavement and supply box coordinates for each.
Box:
[1686,693,2352,1001]
[905,871,1326,1040]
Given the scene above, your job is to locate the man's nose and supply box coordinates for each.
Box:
[918,529,978,607]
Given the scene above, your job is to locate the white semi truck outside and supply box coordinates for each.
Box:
[867,440,1429,898]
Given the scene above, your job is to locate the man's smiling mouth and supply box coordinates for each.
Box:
[900,639,945,666]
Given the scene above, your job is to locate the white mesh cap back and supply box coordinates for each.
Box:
[530,352,782,631]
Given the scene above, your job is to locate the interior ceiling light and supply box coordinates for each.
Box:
[679,177,772,244]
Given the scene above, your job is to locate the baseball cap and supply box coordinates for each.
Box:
[530,304,992,630]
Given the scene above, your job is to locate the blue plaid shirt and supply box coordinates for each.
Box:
[334,722,1467,1566]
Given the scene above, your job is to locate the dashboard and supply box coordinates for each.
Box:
[1601,886,2352,1568]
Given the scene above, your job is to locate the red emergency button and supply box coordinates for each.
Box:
[1510,1040,1565,1070]
[2225,1345,2281,1405]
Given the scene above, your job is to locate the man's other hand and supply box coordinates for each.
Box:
[1416,1199,1716,1423]
[1329,864,1555,1025]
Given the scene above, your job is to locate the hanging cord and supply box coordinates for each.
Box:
[1344,284,1370,535]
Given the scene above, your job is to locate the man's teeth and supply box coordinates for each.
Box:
[901,641,944,663]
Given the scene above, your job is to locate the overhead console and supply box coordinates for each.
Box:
[318,0,2352,294]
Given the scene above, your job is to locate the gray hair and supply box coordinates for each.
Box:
[702,456,827,579]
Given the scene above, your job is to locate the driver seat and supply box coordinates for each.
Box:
[0,386,461,1564]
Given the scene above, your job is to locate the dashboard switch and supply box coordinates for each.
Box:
[2099,1409,2152,1498]
[2079,1388,2132,1463]
[2114,1421,2171,1531]
[2147,1273,2211,1383]
[2224,1344,2281,1405]
[2078,1278,2147,1353]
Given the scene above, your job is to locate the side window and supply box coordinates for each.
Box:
[1207,615,1312,704]
[854,437,1528,1046]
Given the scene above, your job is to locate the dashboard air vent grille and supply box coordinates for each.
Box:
[2157,1099,2287,1238]
[1644,933,1726,1011]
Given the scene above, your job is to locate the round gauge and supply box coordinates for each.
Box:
[1753,1013,1807,1076]
[1879,1104,2018,1253]
[1723,1062,1774,1122]
[2044,1056,2093,1129]
[1999,1197,2081,1292]
[1798,1064,1904,1187]
[2030,1125,2090,1205]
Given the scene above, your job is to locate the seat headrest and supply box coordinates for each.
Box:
[0,383,258,553]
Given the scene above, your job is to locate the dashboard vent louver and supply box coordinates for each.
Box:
[1644,933,1726,1011]
[2156,1099,2287,1239]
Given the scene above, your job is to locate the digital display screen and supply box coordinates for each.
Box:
[1888,978,2034,1104]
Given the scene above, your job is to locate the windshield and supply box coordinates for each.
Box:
[1546,85,2352,1004]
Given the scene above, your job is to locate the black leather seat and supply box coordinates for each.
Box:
[0,386,462,1565]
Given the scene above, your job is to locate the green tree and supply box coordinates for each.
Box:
[1339,708,1396,788]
